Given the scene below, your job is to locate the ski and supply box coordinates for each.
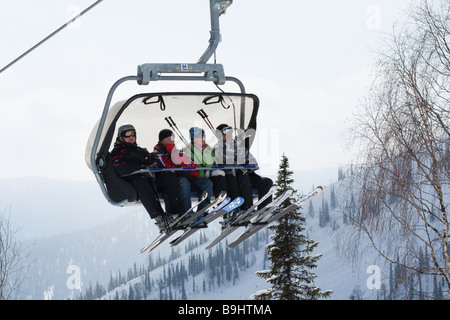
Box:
[167,191,208,229]
[188,195,231,229]
[197,195,243,226]
[205,185,277,249]
[179,191,227,227]
[247,189,293,224]
[140,194,208,254]
[207,190,291,251]
[140,232,172,254]
[169,196,244,247]
[200,196,231,223]
[227,186,323,249]
[140,191,226,253]
[265,186,323,224]
[227,185,277,227]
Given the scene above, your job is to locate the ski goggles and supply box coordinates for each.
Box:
[122,130,136,138]
[220,126,232,135]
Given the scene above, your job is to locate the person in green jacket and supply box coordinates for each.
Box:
[186,127,240,201]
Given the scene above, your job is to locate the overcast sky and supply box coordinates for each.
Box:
[0,0,411,183]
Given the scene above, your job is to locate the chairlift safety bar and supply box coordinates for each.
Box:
[122,165,259,178]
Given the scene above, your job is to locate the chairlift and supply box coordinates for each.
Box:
[85,0,261,207]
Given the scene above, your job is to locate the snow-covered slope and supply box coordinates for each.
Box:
[96,180,387,300]
[6,175,391,300]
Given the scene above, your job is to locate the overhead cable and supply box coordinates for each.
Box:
[0,0,103,75]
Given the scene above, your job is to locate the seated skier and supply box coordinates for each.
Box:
[110,124,181,232]
[185,127,240,203]
[152,129,213,214]
[215,124,273,211]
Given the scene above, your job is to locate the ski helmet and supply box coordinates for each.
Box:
[189,127,205,141]
[117,124,136,142]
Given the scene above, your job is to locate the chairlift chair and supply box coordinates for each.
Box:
[85,0,261,207]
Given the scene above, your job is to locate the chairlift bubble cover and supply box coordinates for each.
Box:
[85,92,259,171]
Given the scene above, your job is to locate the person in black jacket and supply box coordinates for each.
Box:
[215,124,273,210]
[111,124,181,231]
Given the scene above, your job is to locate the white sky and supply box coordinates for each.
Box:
[0,0,411,182]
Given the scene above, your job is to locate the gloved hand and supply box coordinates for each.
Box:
[126,149,149,164]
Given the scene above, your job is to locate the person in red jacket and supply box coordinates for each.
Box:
[111,124,181,231]
[153,129,213,213]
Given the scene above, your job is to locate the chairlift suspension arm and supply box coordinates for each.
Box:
[197,0,233,64]
[138,0,233,86]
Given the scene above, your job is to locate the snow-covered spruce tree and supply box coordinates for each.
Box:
[252,154,332,300]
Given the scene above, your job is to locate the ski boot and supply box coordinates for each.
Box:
[154,215,169,233]
[165,212,182,227]
[219,210,239,230]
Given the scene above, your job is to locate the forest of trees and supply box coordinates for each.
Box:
[76,229,270,300]
[74,158,448,300]
[342,0,449,299]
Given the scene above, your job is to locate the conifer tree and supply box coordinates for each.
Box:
[253,154,332,300]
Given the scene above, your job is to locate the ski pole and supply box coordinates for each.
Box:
[164,116,190,148]
[197,109,219,139]
[164,116,203,165]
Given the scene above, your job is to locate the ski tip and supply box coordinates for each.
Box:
[317,186,323,190]
[140,246,152,254]
[227,242,238,249]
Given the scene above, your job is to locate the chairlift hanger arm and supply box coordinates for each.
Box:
[137,0,233,85]
[197,0,233,64]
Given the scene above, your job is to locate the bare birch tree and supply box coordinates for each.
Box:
[0,209,30,300]
[342,0,449,299]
